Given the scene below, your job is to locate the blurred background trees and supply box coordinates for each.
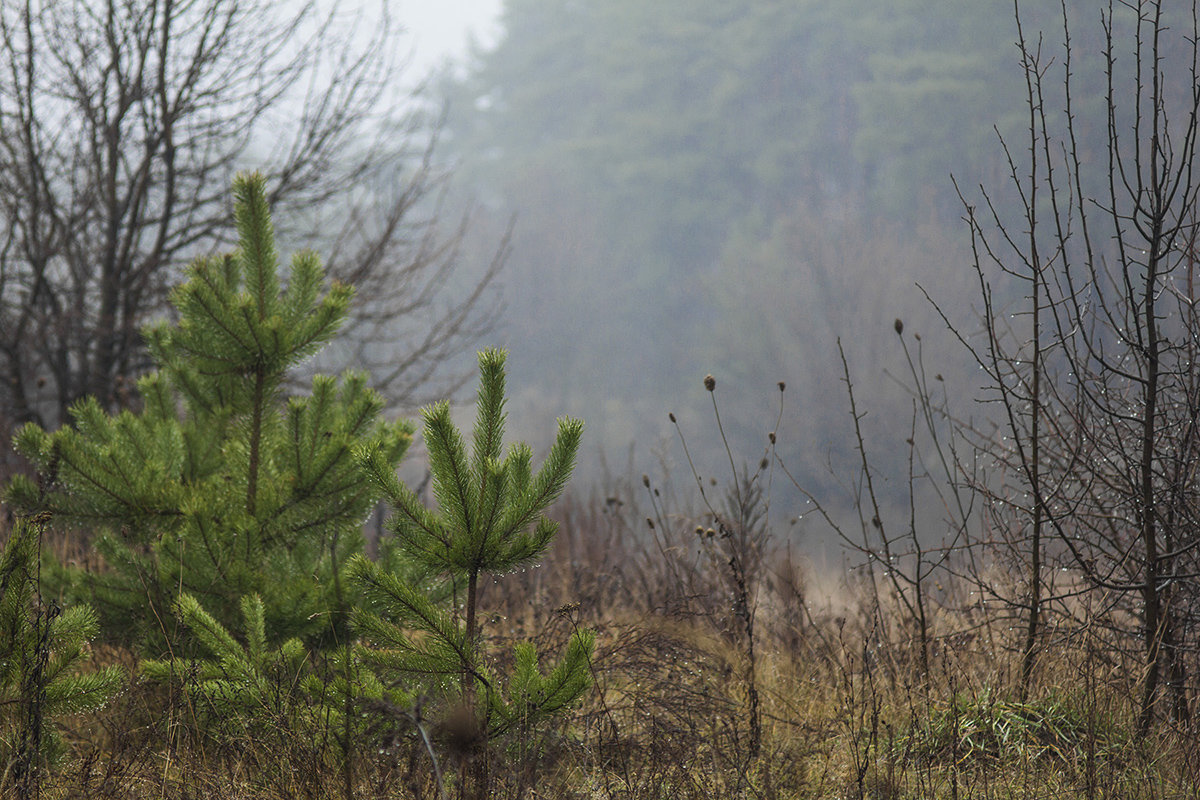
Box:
[433,0,1119,505]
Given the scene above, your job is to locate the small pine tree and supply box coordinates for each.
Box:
[141,592,392,751]
[0,515,124,787]
[7,173,413,652]
[350,348,592,798]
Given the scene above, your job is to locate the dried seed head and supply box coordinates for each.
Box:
[768,431,776,444]
[642,474,650,488]
[437,704,485,756]
[778,381,786,392]
[668,412,677,423]
[759,457,769,470]
[703,374,716,392]
[646,517,655,530]
[894,318,904,335]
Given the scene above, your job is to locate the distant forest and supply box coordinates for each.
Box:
[432,0,1144,520]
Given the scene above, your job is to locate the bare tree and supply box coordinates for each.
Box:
[0,0,498,449]
[953,0,1200,731]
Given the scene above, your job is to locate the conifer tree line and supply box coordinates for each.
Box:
[430,0,1124,500]
[1,173,590,798]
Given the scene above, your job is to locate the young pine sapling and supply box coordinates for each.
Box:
[7,173,413,652]
[350,348,592,798]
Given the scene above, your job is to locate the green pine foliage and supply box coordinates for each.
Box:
[351,348,592,746]
[0,516,124,779]
[7,173,414,651]
[141,592,393,749]
[2,175,592,789]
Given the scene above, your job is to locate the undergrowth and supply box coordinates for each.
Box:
[9,381,1199,800]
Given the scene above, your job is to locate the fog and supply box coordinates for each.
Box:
[412,0,1100,550]
[383,0,502,80]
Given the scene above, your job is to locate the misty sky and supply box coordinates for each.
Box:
[393,0,502,74]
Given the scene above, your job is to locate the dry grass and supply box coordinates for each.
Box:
[8,477,1199,800]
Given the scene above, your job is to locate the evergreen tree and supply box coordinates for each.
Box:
[0,515,124,786]
[140,592,390,751]
[7,173,413,652]
[350,348,592,797]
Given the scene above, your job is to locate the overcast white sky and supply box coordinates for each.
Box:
[392,0,503,76]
